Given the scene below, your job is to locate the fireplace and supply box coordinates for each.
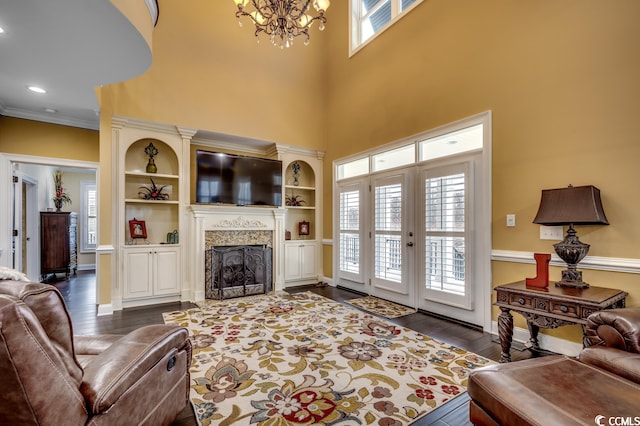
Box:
[206,245,272,300]
[188,205,286,302]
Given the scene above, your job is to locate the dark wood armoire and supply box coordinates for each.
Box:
[40,212,76,281]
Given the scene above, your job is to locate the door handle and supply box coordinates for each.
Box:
[407,242,414,247]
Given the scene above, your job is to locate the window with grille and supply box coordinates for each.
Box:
[424,170,466,296]
[80,181,97,252]
[351,0,423,54]
[338,183,363,279]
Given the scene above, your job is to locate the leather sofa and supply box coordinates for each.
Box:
[468,308,640,425]
[0,280,192,425]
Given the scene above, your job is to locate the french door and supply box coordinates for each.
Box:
[336,156,485,327]
[370,169,414,305]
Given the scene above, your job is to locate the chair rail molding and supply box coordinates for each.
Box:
[491,249,640,274]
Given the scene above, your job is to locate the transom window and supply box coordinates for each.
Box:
[350,0,423,54]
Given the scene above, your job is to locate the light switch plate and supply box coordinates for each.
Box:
[506,214,516,227]
[540,225,564,240]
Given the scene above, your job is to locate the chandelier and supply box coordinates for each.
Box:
[232,0,330,49]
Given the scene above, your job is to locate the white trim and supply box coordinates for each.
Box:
[490,321,582,357]
[322,239,333,245]
[97,304,113,316]
[95,244,115,254]
[322,276,335,286]
[491,249,640,275]
[0,105,99,130]
[77,263,96,271]
[349,0,424,57]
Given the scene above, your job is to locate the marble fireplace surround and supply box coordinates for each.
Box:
[188,205,286,302]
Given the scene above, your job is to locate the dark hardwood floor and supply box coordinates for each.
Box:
[54,271,541,425]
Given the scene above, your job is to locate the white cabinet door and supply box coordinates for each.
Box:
[285,243,303,281]
[155,247,180,295]
[123,246,180,300]
[123,249,153,299]
[300,243,317,279]
[284,242,318,282]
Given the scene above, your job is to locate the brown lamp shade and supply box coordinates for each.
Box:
[533,185,609,226]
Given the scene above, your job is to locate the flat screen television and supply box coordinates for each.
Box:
[195,150,283,207]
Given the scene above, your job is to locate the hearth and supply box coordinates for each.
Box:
[206,245,272,300]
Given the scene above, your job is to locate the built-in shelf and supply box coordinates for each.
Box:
[125,171,179,180]
[284,185,315,191]
[286,206,315,210]
[125,199,180,205]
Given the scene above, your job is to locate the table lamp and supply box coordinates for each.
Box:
[532,185,609,288]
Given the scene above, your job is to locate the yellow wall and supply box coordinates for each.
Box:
[320,0,640,342]
[0,117,98,161]
[102,1,328,150]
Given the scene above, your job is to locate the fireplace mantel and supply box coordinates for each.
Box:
[188,205,286,301]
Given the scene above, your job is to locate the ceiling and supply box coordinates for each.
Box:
[0,0,155,130]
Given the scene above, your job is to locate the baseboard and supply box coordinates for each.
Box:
[77,264,96,271]
[490,321,582,357]
[322,276,335,286]
[97,304,113,316]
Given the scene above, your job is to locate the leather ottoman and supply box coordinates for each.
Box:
[468,355,640,426]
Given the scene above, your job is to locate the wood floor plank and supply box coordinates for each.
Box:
[54,272,542,425]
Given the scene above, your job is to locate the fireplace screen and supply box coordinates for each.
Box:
[206,245,272,300]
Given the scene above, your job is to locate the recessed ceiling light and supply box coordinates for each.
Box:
[0,27,5,34]
[27,85,46,94]
[44,108,57,113]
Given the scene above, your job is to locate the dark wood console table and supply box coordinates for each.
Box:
[495,281,627,362]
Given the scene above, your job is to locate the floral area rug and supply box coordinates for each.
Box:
[162,291,494,425]
[345,296,417,319]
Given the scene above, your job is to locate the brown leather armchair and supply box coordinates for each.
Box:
[468,308,640,425]
[0,281,192,425]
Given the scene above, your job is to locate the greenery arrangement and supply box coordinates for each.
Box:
[138,178,170,200]
[52,170,71,211]
[285,193,305,206]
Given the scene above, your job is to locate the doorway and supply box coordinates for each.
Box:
[12,173,38,279]
[0,154,98,292]
[334,113,492,329]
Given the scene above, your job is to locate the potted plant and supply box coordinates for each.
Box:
[52,170,71,212]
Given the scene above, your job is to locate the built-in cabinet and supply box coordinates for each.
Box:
[284,242,317,281]
[113,117,195,309]
[109,116,324,309]
[123,246,180,299]
[279,148,324,286]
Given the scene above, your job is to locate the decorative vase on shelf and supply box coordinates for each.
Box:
[144,142,159,174]
[292,161,300,186]
[53,198,63,212]
[146,157,157,174]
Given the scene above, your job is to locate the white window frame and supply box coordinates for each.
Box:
[349,0,424,56]
[80,180,97,253]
